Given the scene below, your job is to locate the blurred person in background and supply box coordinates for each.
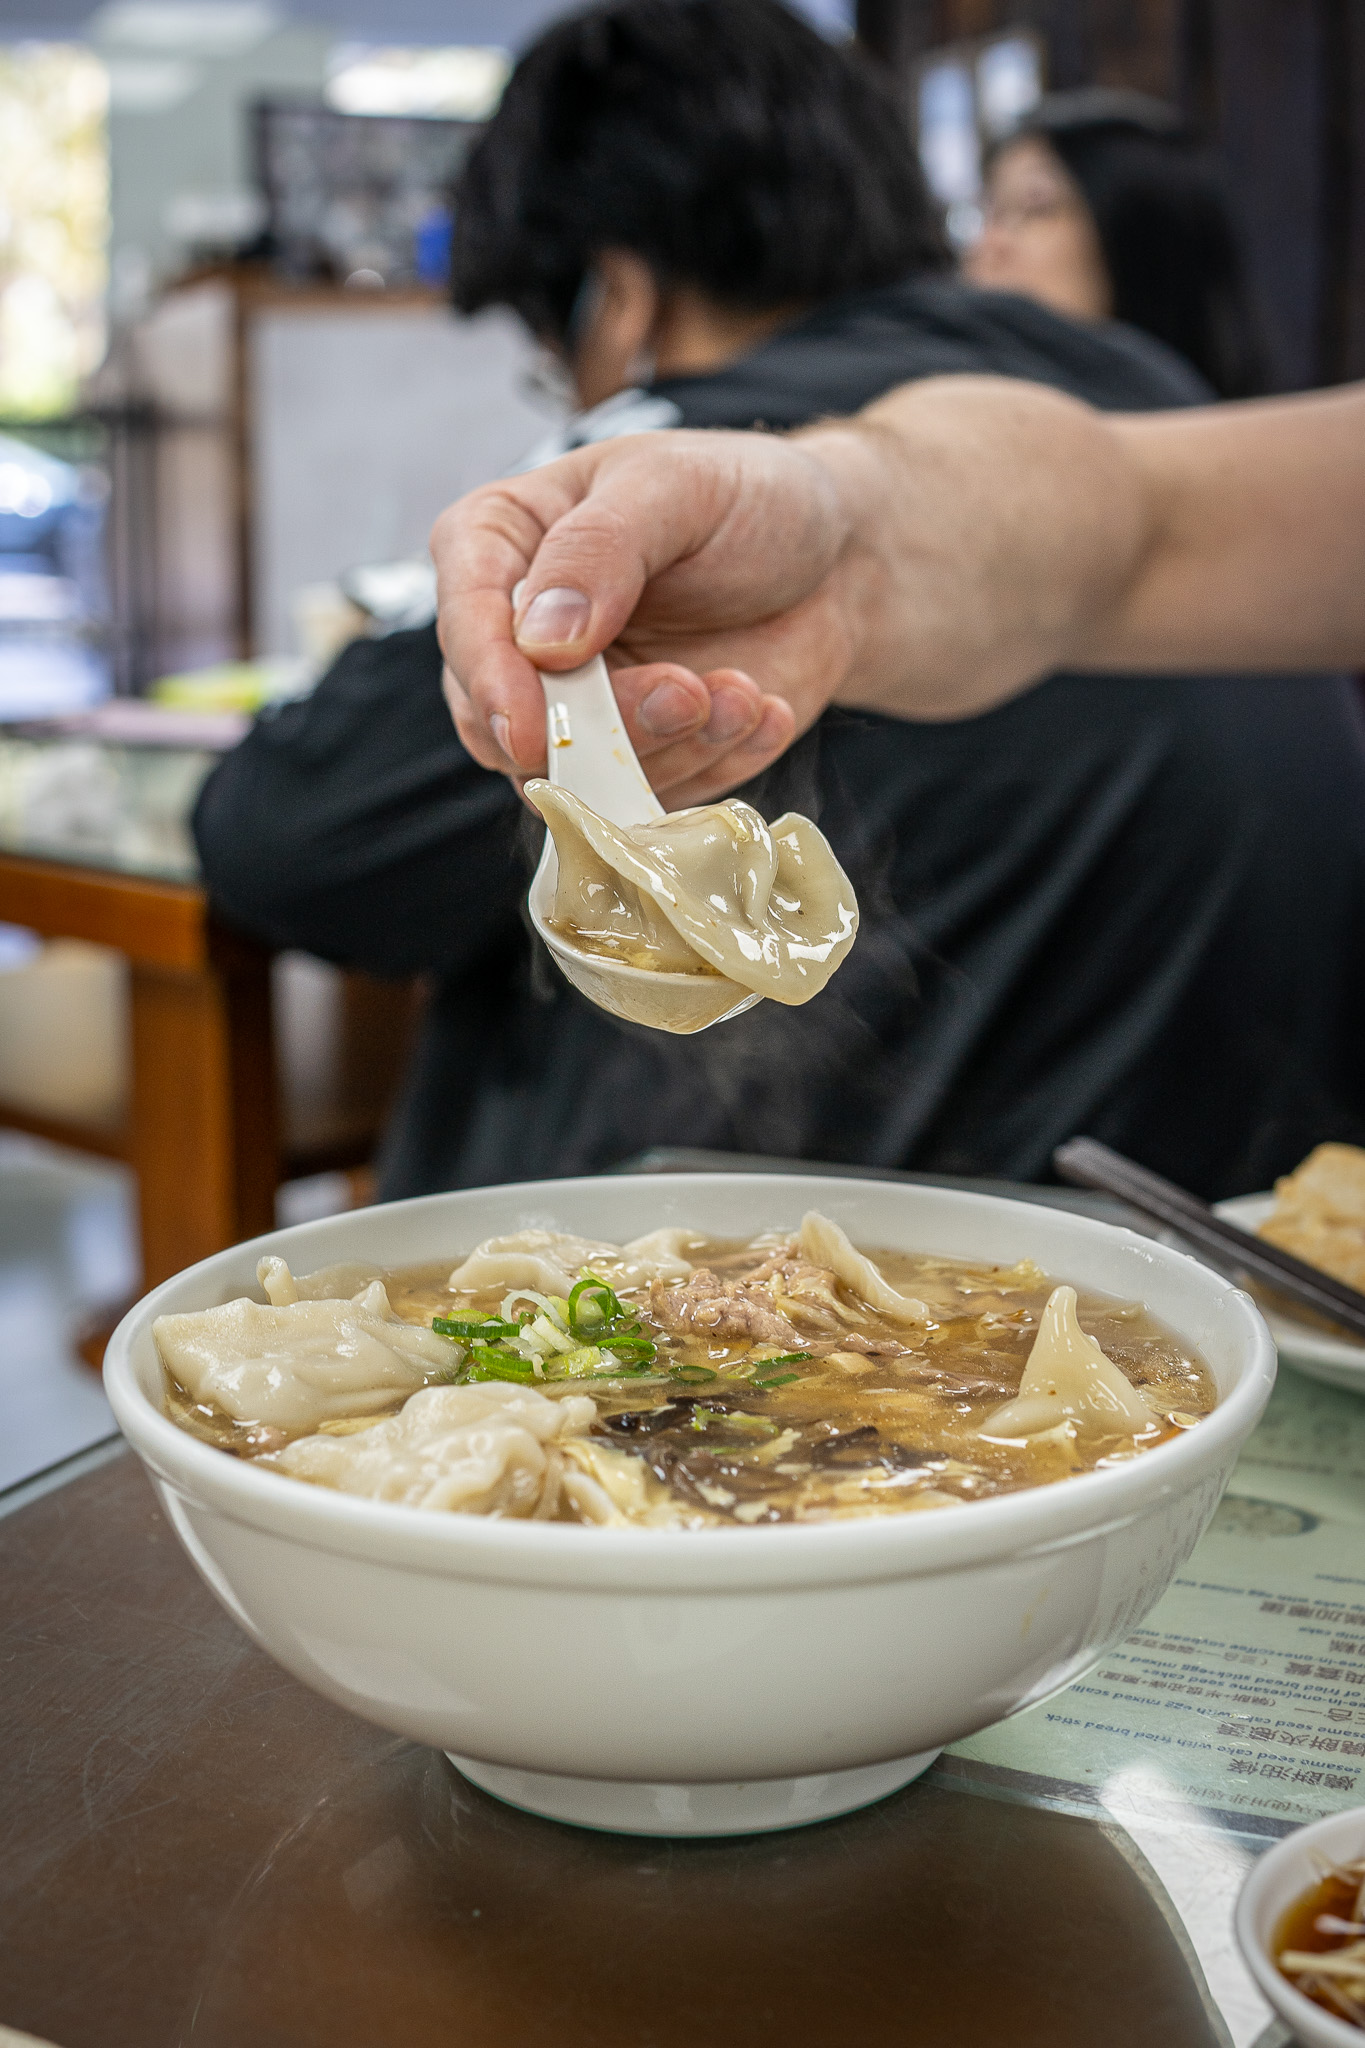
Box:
[196,0,1365,1204]
[966,89,1268,399]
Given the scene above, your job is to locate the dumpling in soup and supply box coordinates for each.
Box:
[158,1223,1217,1527]
[268,1383,597,1516]
[448,1226,696,1296]
[982,1285,1157,1440]
[153,1265,456,1431]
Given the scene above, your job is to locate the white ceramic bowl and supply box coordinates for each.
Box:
[104,1174,1275,1837]
[1235,1807,1365,2047]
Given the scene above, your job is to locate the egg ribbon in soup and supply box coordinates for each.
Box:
[525,783,858,1002]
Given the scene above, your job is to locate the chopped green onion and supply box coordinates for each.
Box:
[464,1343,538,1382]
[690,1405,727,1431]
[523,1311,579,1357]
[596,1333,657,1367]
[433,1312,530,1342]
[552,1344,604,1377]
[747,1351,810,1389]
[670,1364,717,1384]
[567,1272,631,1338]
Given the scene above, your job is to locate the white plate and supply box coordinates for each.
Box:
[1215,1193,1365,1394]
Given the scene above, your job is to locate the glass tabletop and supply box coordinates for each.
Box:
[0,734,213,883]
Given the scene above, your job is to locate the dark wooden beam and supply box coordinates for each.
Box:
[855,0,943,74]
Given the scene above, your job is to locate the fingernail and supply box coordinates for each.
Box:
[639,681,703,736]
[490,712,514,761]
[517,587,592,648]
[705,688,758,744]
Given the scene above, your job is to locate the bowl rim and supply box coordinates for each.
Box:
[104,1172,1276,1592]
[1234,1807,1365,2048]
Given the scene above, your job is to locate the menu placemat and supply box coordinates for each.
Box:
[946,1370,1365,1836]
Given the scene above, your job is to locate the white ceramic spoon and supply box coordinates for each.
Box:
[523,647,761,1034]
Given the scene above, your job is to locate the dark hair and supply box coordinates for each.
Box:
[1003,89,1268,398]
[451,0,948,346]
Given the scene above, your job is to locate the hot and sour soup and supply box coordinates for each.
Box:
[153,1214,1217,1528]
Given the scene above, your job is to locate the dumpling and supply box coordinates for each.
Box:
[267,1383,598,1516]
[526,783,858,1005]
[153,1275,456,1430]
[982,1285,1155,1439]
[613,1227,699,1285]
[448,1226,695,1295]
[257,1256,385,1305]
[797,1212,932,1327]
[448,1230,606,1296]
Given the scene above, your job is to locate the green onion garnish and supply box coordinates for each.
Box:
[432,1312,531,1342]
[596,1333,655,1365]
[463,1344,538,1382]
[567,1273,627,1336]
[437,1273,665,1381]
[670,1364,717,1384]
[748,1351,810,1389]
[689,1405,730,1431]
[563,1272,660,1369]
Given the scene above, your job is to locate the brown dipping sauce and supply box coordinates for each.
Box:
[1275,1859,1365,2028]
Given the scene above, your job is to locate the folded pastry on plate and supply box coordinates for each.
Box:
[1258,1142,1365,1294]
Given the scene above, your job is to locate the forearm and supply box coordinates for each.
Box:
[1090,387,1365,672]
[801,377,1147,718]
[808,378,1365,711]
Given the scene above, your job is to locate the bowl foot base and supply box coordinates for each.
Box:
[446,1749,941,1836]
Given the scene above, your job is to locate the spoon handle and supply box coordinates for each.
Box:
[535,653,664,827]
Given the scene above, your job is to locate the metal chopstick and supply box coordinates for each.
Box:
[1052,1137,1365,1345]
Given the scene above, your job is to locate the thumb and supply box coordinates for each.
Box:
[511,505,650,671]
[511,433,737,669]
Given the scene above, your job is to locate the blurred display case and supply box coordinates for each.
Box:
[0,709,421,1300]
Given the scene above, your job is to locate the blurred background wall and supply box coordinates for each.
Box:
[0,0,1358,714]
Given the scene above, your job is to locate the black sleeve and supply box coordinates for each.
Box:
[192,623,526,978]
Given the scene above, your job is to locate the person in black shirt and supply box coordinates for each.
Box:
[195,0,1365,1201]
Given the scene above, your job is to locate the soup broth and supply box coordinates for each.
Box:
[157,1218,1216,1527]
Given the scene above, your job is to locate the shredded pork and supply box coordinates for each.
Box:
[650,1269,802,1348]
[650,1251,918,1357]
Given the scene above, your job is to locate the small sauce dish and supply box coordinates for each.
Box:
[1236,1807,1365,2046]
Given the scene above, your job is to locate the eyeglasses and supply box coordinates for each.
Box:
[982,192,1086,231]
